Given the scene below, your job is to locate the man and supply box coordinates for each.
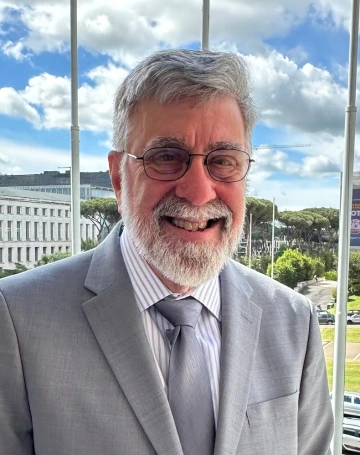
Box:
[0,50,333,454]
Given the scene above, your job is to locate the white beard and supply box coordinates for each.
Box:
[120,174,244,288]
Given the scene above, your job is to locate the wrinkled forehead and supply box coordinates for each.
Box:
[126,95,246,152]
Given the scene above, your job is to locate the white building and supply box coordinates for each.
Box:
[10,184,114,200]
[0,188,97,271]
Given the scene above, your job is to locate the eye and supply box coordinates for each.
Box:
[145,148,188,164]
[211,157,234,167]
[208,154,237,168]
[156,153,176,162]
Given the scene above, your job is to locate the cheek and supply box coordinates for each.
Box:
[220,186,246,219]
[129,177,173,214]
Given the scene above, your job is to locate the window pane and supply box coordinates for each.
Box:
[343,429,356,436]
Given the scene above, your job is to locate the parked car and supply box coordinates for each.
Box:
[343,417,360,453]
[347,311,360,324]
[317,310,335,325]
[330,391,360,417]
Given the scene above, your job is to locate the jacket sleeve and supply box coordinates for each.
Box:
[0,291,34,455]
[297,302,334,454]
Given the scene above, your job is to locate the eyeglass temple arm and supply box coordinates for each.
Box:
[124,151,144,161]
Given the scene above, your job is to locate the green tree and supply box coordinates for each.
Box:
[300,209,330,250]
[309,257,325,277]
[81,238,98,251]
[269,249,314,288]
[250,254,271,274]
[246,197,278,255]
[316,207,339,250]
[0,262,28,279]
[36,252,71,267]
[81,198,121,241]
[348,251,360,294]
[319,249,336,271]
[278,211,313,252]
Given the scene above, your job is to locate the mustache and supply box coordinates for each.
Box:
[153,195,233,226]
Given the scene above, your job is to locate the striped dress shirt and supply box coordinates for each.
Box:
[120,227,222,422]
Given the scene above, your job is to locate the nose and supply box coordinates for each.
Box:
[174,155,217,206]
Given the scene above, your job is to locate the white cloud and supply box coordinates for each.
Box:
[0,63,128,132]
[0,0,345,62]
[252,146,341,178]
[1,46,350,141]
[0,87,40,125]
[1,40,30,60]
[0,138,108,175]
[312,0,352,29]
[248,174,341,210]
[302,155,340,175]
[248,50,348,136]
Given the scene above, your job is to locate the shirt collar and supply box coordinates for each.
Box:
[120,226,221,321]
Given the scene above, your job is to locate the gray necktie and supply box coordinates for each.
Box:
[155,297,215,455]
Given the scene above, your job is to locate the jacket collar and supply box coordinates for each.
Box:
[83,224,183,455]
[83,224,262,455]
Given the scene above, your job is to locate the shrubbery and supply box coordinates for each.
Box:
[35,252,71,267]
[310,257,325,278]
[324,270,337,281]
[332,288,337,301]
[250,254,271,275]
[267,249,316,288]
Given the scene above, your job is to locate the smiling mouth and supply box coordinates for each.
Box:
[166,216,219,232]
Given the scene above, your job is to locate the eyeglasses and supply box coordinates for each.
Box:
[123,147,254,183]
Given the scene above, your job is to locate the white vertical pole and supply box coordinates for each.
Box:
[331,0,359,453]
[70,0,81,255]
[201,0,210,50]
[271,198,275,278]
[249,213,252,268]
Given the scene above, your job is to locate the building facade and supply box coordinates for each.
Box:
[0,188,97,271]
[0,170,114,200]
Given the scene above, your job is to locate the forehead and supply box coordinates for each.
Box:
[127,96,246,152]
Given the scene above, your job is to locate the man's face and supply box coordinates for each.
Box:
[109,96,248,292]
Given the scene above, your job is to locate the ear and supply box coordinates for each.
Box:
[108,150,123,211]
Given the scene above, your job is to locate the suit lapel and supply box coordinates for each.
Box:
[82,225,183,455]
[214,262,262,455]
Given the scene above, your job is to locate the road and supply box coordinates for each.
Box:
[302,279,337,310]
[302,280,359,453]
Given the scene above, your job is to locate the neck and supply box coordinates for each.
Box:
[148,263,194,295]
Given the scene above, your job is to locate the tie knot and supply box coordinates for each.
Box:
[155,297,203,328]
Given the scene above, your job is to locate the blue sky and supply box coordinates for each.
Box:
[0,0,357,210]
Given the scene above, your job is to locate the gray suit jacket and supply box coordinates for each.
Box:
[0,224,333,455]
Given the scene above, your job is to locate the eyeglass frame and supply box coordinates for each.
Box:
[122,147,255,183]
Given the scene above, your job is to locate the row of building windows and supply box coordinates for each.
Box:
[0,206,70,217]
[0,245,70,264]
[0,221,95,242]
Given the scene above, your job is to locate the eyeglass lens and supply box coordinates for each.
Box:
[143,148,250,182]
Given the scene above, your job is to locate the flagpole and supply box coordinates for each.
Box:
[271,198,275,278]
[70,0,81,255]
[201,0,210,50]
[249,213,252,268]
[331,0,359,452]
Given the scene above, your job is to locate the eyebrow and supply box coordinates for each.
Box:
[208,141,245,151]
[145,137,245,152]
[145,136,187,150]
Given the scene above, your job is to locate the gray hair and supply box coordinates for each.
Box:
[113,49,258,154]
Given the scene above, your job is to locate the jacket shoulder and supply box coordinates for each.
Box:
[223,259,312,313]
[0,250,94,300]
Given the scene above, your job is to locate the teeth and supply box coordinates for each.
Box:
[171,218,209,231]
